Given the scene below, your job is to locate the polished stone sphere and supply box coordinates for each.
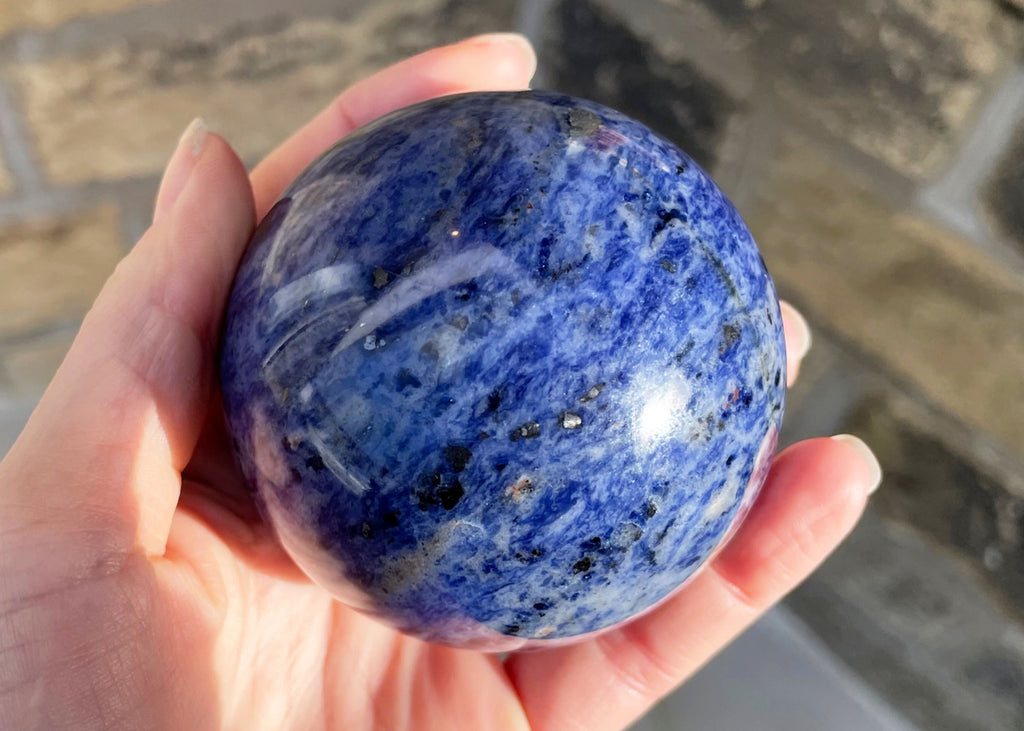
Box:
[220,91,785,651]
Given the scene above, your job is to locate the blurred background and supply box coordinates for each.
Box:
[0,1,1022,728]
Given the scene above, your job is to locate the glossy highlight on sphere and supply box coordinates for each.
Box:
[220,91,786,651]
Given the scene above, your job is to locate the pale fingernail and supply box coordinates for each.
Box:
[464,32,537,81]
[780,300,812,361]
[831,434,883,495]
[154,117,208,218]
[179,116,208,158]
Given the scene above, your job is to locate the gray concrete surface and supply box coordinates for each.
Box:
[634,607,919,731]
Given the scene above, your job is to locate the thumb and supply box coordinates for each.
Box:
[0,121,255,557]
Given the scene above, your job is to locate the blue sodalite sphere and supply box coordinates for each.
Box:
[221,91,785,650]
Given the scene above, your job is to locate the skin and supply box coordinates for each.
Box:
[0,34,878,731]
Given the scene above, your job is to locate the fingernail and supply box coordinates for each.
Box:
[831,434,883,495]
[154,117,209,218]
[780,301,812,361]
[464,32,537,81]
[179,116,208,158]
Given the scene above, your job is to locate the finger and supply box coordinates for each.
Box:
[176,388,310,582]
[250,32,537,219]
[153,117,208,221]
[780,300,811,386]
[506,435,880,731]
[0,126,255,557]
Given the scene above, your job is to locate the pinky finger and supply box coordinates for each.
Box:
[506,436,880,731]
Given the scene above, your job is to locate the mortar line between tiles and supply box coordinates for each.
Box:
[920,65,1024,269]
[0,0,364,63]
[0,78,44,195]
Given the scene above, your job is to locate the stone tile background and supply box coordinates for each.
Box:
[1,0,1023,729]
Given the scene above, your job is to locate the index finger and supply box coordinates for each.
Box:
[249,33,537,219]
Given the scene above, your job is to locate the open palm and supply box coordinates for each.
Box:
[0,35,878,731]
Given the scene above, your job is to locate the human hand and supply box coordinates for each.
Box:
[0,33,880,730]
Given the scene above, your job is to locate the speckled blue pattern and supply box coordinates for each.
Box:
[220,91,785,651]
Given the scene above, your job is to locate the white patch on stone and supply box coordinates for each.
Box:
[307,428,369,496]
[615,201,646,244]
[582,224,606,261]
[267,263,362,327]
[702,470,742,523]
[648,217,684,258]
[331,244,514,355]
